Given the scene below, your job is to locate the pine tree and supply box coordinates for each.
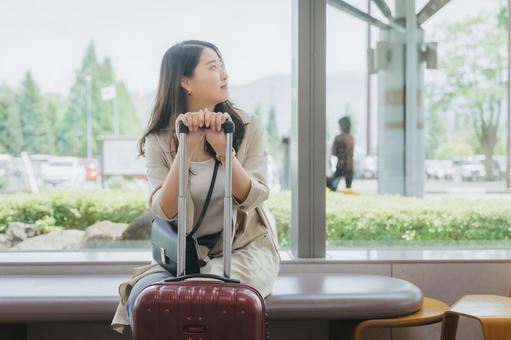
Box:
[0,84,22,154]
[57,40,141,157]
[17,72,54,154]
[254,104,263,119]
[266,105,279,156]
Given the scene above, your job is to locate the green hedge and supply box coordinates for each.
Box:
[263,191,511,247]
[1,189,510,247]
[0,189,146,234]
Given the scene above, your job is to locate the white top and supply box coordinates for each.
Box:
[189,158,235,238]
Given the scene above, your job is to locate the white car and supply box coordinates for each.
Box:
[0,154,13,178]
[40,157,85,187]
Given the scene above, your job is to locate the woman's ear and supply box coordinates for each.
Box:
[180,76,192,94]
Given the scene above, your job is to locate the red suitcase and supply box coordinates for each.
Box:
[133,119,268,340]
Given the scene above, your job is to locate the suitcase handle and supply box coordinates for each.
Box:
[177,118,235,279]
[163,273,240,284]
[179,120,235,134]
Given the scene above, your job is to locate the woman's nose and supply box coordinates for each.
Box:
[221,68,228,80]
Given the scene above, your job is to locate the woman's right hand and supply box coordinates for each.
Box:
[174,110,206,156]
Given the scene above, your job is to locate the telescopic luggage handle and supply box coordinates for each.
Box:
[176,119,235,279]
[178,120,235,134]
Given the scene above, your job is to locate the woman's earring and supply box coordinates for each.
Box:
[187,91,192,96]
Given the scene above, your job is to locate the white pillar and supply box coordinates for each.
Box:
[377,0,425,197]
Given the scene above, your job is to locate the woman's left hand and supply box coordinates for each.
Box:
[204,110,231,155]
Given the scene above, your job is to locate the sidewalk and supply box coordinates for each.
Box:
[332,179,511,199]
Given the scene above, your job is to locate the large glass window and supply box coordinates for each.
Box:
[423,0,508,195]
[2,0,510,257]
[325,0,511,250]
[0,0,292,252]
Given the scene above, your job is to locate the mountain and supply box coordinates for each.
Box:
[132,72,370,150]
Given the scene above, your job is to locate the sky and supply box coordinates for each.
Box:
[0,0,504,97]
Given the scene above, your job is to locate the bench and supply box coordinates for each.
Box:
[0,272,424,322]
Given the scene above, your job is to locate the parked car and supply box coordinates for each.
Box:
[474,154,504,180]
[494,156,508,180]
[453,155,504,181]
[425,160,455,180]
[0,154,13,178]
[28,154,53,186]
[84,158,100,183]
[459,157,485,182]
[40,157,86,187]
[0,154,28,192]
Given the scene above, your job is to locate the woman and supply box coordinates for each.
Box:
[110,40,281,334]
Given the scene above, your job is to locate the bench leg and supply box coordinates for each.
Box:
[440,313,459,340]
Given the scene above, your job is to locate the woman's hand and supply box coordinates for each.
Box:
[204,110,231,156]
[174,111,206,157]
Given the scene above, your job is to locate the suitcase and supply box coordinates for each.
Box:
[133,119,269,340]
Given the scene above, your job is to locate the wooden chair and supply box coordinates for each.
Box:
[353,297,449,340]
[441,295,511,340]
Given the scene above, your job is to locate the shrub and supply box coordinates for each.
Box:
[0,189,146,233]
[267,191,511,247]
[1,190,510,248]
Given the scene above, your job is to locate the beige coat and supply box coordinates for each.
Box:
[110,110,281,334]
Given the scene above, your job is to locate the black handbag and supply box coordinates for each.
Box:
[151,159,221,275]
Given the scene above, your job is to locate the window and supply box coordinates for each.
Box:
[1,0,510,258]
[0,0,293,252]
[325,0,511,250]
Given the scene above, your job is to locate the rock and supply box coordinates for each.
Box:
[79,220,129,248]
[6,222,38,242]
[0,233,11,249]
[10,229,85,250]
[121,210,154,240]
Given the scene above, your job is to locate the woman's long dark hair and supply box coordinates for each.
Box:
[137,40,246,163]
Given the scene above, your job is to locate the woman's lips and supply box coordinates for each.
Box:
[221,84,228,89]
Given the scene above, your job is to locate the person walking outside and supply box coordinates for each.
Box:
[327,116,354,191]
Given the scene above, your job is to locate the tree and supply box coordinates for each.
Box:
[17,72,55,154]
[254,104,263,119]
[266,105,279,155]
[0,84,22,154]
[45,93,67,155]
[57,40,141,157]
[253,103,267,147]
[425,84,447,159]
[428,7,507,180]
[434,142,474,160]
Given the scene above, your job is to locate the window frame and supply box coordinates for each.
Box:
[290,0,327,258]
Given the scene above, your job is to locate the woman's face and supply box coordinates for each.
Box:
[185,47,229,105]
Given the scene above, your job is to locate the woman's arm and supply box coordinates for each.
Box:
[232,157,251,203]
[145,134,192,222]
[158,147,193,220]
[231,115,271,213]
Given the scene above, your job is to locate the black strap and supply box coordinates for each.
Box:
[188,159,220,238]
[197,230,222,248]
